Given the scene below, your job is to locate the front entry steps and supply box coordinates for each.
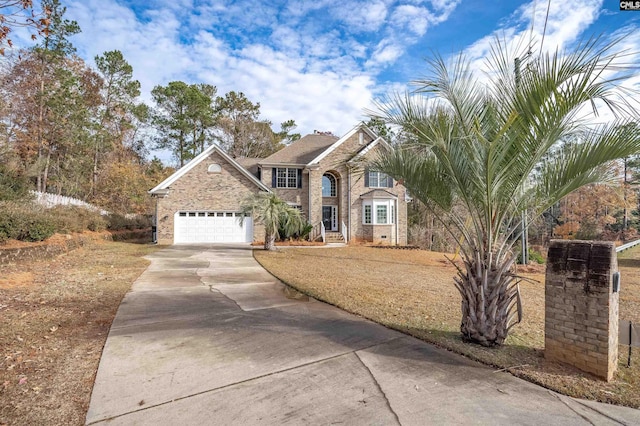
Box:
[324,232,345,243]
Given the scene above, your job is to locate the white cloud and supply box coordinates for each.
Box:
[340,0,389,32]
[454,0,639,130]
[392,5,431,36]
[0,0,466,161]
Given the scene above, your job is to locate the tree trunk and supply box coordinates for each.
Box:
[42,149,52,193]
[36,60,46,193]
[455,254,519,347]
[264,233,277,251]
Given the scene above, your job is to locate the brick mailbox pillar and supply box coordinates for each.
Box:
[545,240,619,381]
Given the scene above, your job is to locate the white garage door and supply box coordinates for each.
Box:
[174,211,253,243]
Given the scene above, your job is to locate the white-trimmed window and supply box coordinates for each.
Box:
[207,163,221,173]
[364,205,372,224]
[322,173,336,197]
[276,168,298,188]
[368,170,391,188]
[362,200,395,224]
[376,205,387,223]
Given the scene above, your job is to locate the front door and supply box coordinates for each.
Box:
[322,206,337,231]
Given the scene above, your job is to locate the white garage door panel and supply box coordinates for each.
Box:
[174,212,253,243]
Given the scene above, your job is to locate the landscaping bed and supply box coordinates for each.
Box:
[254,246,640,408]
[0,239,160,425]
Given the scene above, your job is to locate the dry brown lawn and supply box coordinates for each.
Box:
[0,239,160,426]
[255,245,640,409]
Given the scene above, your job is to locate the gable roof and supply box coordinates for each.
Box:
[258,122,381,167]
[148,145,270,195]
[307,122,378,166]
[348,136,390,163]
[259,133,338,165]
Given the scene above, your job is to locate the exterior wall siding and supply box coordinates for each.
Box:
[155,151,265,244]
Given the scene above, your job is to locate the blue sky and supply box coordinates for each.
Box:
[11,1,640,153]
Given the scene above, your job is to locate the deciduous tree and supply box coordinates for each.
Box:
[0,0,50,55]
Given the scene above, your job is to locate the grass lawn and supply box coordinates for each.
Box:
[0,238,160,426]
[255,245,640,409]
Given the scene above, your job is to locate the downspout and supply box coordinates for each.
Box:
[347,168,351,243]
[308,168,312,228]
[153,195,158,244]
[395,198,399,246]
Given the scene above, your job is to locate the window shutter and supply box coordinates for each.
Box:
[272,168,277,188]
[388,177,394,188]
[297,169,302,188]
[364,168,369,187]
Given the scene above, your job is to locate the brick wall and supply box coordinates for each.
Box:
[545,240,619,381]
[155,151,264,244]
[260,167,309,214]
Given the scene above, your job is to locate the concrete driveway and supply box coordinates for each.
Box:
[86,245,640,425]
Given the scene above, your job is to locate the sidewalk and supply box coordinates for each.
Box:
[86,244,640,425]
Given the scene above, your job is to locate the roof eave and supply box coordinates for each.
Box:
[307,122,378,166]
[257,162,309,168]
[148,144,271,194]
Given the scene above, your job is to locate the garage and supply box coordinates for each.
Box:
[174,211,253,243]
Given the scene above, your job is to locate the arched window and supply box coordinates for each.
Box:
[322,173,336,197]
[208,163,222,173]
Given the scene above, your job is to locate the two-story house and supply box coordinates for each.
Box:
[149,122,409,245]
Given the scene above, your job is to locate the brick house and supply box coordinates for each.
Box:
[149,122,409,245]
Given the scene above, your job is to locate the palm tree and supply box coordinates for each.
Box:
[372,37,640,346]
[240,192,305,250]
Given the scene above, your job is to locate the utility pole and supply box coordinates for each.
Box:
[624,157,629,234]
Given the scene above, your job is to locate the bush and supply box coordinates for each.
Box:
[88,216,107,232]
[24,216,56,242]
[278,222,313,241]
[0,201,150,245]
[529,250,545,264]
[517,248,546,264]
[106,213,151,231]
[48,205,107,234]
[0,202,30,241]
[0,202,111,244]
[0,202,56,243]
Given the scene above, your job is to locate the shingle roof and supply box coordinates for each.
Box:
[235,157,261,178]
[259,133,339,165]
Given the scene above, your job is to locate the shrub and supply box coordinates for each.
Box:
[88,216,107,232]
[24,215,56,242]
[516,248,546,264]
[106,213,151,231]
[529,250,546,264]
[47,205,107,234]
[0,202,111,244]
[0,202,30,241]
[278,222,313,241]
[0,202,55,242]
